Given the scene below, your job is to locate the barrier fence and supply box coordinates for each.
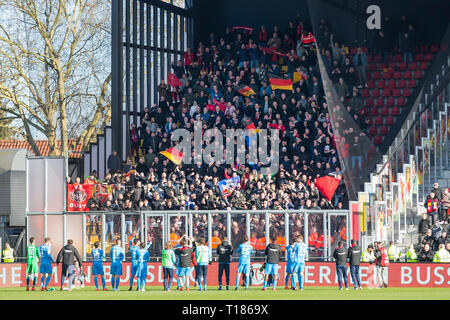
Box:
[25,210,351,262]
[0,262,448,288]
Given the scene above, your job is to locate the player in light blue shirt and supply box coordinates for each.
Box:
[128,234,152,291]
[292,234,308,290]
[235,235,253,291]
[284,240,296,289]
[110,238,125,291]
[39,237,54,291]
[91,241,106,291]
[135,243,150,291]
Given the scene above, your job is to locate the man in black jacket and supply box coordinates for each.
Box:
[56,240,83,291]
[107,150,121,174]
[418,213,431,244]
[348,239,362,290]
[216,237,233,290]
[418,243,434,262]
[333,241,348,290]
[263,234,282,291]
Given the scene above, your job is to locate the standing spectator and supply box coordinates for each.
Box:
[431,182,443,200]
[374,242,389,288]
[440,188,450,223]
[418,213,431,244]
[217,237,233,290]
[347,239,362,290]
[107,150,121,174]
[418,243,434,262]
[349,136,363,176]
[352,47,368,88]
[56,239,83,291]
[424,192,440,224]
[333,241,348,291]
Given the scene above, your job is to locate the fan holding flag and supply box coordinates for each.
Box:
[160,147,184,165]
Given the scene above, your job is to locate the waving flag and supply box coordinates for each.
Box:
[160,147,183,165]
[245,123,260,147]
[218,176,241,197]
[237,84,256,97]
[268,74,293,91]
[168,72,183,88]
[315,176,340,201]
[293,70,308,83]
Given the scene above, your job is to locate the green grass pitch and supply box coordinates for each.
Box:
[0,286,450,300]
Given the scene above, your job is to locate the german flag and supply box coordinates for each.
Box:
[245,122,260,134]
[293,70,308,83]
[237,84,256,97]
[160,147,183,165]
[268,74,293,91]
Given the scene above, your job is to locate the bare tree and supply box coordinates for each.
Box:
[0,0,111,156]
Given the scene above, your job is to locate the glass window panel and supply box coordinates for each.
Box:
[105,213,122,252]
[147,215,163,257]
[46,215,63,261]
[169,214,186,246]
[66,214,83,256]
[269,213,285,256]
[288,212,304,247]
[328,214,348,257]
[230,213,246,256]
[27,215,44,247]
[125,213,141,253]
[192,213,208,240]
[307,213,324,260]
[86,213,102,256]
[249,213,265,256]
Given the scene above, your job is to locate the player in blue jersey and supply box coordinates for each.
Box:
[110,238,125,291]
[284,240,296,289]
[292,234,308,291]
[135,242,150,291]
[128,234,152,291]
[39,237,54,291]
[235,235,253,291]
[91,241,107,291]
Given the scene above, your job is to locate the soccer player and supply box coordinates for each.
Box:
[91,241,107,291]
[195,237,210,291]
[263,234,282,291]
[284,239,296,289]
[162,241,176,291]
[174,235,196,291]
[110,238,125,291]
[135,242,150,291]
[39,237,54,291]
[128,235,152,291]
[292,234,308,291]
[235,235,253,291]
[26,237,40,291]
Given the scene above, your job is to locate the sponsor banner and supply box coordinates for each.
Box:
[1,262,449,288]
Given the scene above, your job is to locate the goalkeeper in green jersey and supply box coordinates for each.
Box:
[26,237,41,291]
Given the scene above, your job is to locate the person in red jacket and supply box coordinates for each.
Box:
[374,242,389,288]
[184,48,194,67]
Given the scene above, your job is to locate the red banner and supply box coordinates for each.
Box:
[1,262,449,288]
[67,184,94,212]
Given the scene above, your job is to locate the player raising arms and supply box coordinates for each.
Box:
[26,237,40,291]
[162,241,176,291]
[263,234,282,291]
[174,235,196,291]
[285,239,296,289]
[135,242,150,291]
[110,238,125,291]
[235,235,253,291]
[39,237,54,291]
[292,234,308,291]
[91,241,107,291]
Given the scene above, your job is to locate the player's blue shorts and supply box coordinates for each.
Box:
[110,262,123,276]
[92,263,104,276]
[131,263,138,276]
[178,267,191,277]
[264,263,279,275]
[285,263,293,274]
[135,264,147,279]
[291,262,305,274]
[39,262,52,274]
[237,263,250,274]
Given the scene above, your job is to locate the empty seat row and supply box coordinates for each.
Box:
[361,106,402,117]
[367,79,418,89]
[370,70,424,80]
[368,62,428,71]
[362,89,411,99]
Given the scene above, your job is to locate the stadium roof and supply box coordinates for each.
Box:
[0,139,83,159]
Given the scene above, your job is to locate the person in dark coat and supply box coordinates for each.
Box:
[418,243,434,262]
[56,239,83,291]
[107,150,121,174]
[347,239,362,290]
[333,241,348,290]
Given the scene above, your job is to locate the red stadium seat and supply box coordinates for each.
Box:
[382,89,391,97]
[360,107,369,116]
[368,63,377,71]
[397,96,406,107]
[403,88,411,97]
[409,62,418,70]
[393,71,402,80]
[377,62,387,69]
[393,54,402,62]
[370,107,379,116]
[376,80,385,89]
[385,116,394,125]
[425,53,433,61]
[431,45,439,53]
[386,97,395,107]
[397,79,406,88]
[387,80,396,89]
[367,80,376,89]
[374,136,383,145]
[365,99,374,107]
[419,62,428,70]
[361,89,370,98]
[414,71,424,79]
[379,126,389,135]
[375,98,385,107]
[407,79,417,88]
[388,62,397,69]
[374,54,382,62]
[391,107,400,116]
[350,47,358,55]
[380,107,389,116]
[368,54,373,63]
[392,89,401,97]
[369,126,378,136]
[383,70,393,80]
[403,71,412,80]
[371,89,380,98]
[372,71,381,80]
[374,116,384,125]
[398,62,407,71]
[415,54,425,61]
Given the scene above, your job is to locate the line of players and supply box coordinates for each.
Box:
[25,233,309,291]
